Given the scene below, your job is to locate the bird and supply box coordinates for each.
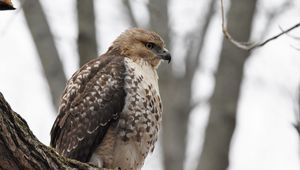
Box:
[0,0,15,10]
[50,28,171,170]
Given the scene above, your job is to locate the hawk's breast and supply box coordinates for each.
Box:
[113,57,163,169]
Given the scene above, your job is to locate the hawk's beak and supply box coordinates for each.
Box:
[158,48,171,63]
[0,1,15,10]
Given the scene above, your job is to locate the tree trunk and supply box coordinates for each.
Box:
[197,0,257,170]
[0,92,103,170]
[22,0,67,109]
[77,0,98,67]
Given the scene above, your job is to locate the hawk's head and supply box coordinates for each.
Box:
[108,28,171,68]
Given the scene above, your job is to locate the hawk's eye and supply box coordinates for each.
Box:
[145,42,155,49]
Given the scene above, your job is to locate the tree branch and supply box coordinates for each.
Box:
[221,0,300,50]
[278,26,300,41]
[0,92,103,170]
[258,0,293,41]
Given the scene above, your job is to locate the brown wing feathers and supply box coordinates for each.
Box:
[50,55,126,162]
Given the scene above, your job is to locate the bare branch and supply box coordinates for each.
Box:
[279,26,300,40]
[290,45,300,51]
[258,0,293,41]
[220,0,300,50]
[250,23,300,50]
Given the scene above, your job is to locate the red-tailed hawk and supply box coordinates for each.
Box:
[50,28,171,169]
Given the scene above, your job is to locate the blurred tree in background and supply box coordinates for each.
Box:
[22,0,98,109]
[198,0,257,169]
[76,0,98,67]
[23,0,66,109]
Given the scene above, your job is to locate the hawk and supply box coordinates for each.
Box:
[50,28,171,169]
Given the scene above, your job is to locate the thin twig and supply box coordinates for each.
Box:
[279,26,300,40]
[278,26,300,51]
[290,44,300,51]
[251,23,300,50]
[220,0,300,51]
[258,0,293,41]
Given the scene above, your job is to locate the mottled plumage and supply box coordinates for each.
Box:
[50,28,171,170]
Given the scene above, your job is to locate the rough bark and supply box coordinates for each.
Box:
[197,0,257,170]
[0,92,103,170]
[77,0,98,67]
[22,0,67,109]
[147,0,215,170]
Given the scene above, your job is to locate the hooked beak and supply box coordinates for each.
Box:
[158,48,171,63]
[0,1,15,10]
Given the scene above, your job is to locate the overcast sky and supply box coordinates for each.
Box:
[0,0,299,170]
